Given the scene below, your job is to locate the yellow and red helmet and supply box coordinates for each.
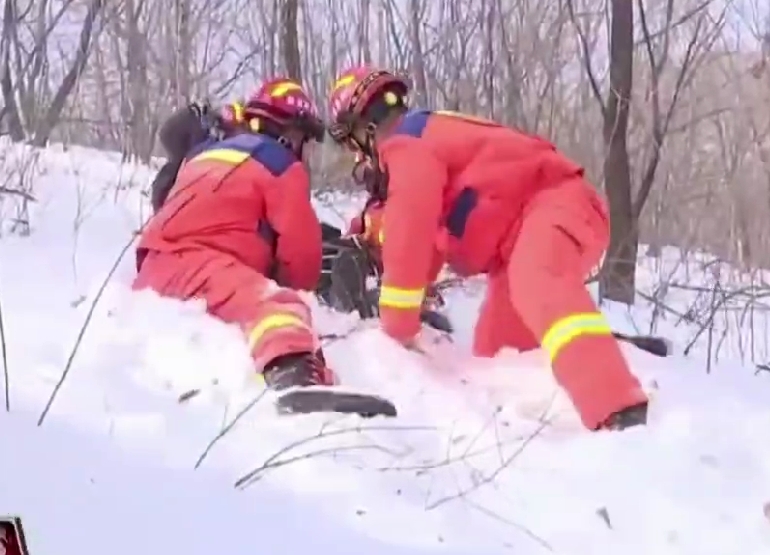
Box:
[221,77,325,142]
[327,66,409,145]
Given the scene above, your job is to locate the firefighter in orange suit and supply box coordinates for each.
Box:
[133,78,336,391]
[325,66,649,431]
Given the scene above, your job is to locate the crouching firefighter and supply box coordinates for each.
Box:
[325,66,649,431]
[133,78,339,397]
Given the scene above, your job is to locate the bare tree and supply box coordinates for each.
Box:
[568,0,636,303]
[280,0,302,81]
[32,0,105,146]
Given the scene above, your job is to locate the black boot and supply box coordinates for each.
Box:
[262,352,333,391]
[597,401,648,431]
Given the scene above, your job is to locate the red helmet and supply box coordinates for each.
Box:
[223,78,325,142]
[327,66,409,145]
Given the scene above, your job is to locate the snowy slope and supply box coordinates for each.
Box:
[1,141,770,555]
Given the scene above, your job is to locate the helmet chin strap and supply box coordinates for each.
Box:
[351,123,388,201]
[350,122,378,159]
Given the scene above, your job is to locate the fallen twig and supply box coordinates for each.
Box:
[37,231,138,426]
[194,389,268,469]
[0,286,9,411]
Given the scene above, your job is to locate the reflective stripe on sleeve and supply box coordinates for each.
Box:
[541,312,612,362]
[379,285,425,310]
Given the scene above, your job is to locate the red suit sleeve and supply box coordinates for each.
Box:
[427,251,445,284]
[377,139,446,343]
[263,163,322,291]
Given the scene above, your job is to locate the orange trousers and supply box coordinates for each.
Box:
[133,248,316,369]
[473,178,647,429]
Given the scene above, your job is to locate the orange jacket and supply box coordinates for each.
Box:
[374,110,584,342]
[137,133,322,291]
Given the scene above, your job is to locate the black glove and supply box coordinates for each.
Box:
[420,309,454,333]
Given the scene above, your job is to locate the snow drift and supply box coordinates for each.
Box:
[1,140,770,555]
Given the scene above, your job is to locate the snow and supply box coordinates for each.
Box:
[1,140,770,555]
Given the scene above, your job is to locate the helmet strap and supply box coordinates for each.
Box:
[351,125,388,201]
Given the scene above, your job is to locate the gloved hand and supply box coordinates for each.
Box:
[420,309,454,333]
[419,284,453,333]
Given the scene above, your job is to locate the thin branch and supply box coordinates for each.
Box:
[37,229,138,426]
[0,286,9,411]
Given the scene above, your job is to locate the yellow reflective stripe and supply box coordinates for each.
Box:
[232,102,244,122]
[191,148,250,165]
[541,312,612,362]
[247,313,307,350]
[333,74,356,92]
[379,285,424,309]
[271,81,301,97]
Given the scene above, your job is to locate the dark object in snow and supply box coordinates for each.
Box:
[420,309,454,333]
[275,388,397,418]
[317,222,379,318]
[178,389,200,403]
[316,222,453,333]
[612,332,671,357]
[596,507,612,529]
[598,401,648,431]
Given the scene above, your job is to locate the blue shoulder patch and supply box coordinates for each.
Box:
[222,133,297,177]
[392,110,432,138]
[194,133,297,177]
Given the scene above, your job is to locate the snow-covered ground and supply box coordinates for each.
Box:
[1,141,770,555]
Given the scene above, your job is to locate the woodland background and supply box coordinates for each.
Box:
[0,0,769,306]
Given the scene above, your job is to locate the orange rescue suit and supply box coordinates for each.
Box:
[133,132,323,369]
[373,110,646,429]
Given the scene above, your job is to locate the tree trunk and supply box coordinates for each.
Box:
[280,0,302,82]
[124,0,151,161]
[408,0,428,106]
[0,0,25,141]
[32,0,104,147]
[599,0,636,305]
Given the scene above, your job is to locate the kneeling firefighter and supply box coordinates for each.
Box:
[134,78,339,393]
